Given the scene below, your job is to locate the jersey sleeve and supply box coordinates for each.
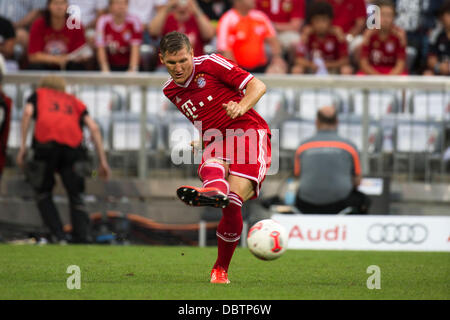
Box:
[216,13,231,52]
[260,11,276,38]
[208,54,254,91]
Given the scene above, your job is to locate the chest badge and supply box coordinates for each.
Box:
[195,73,206,88]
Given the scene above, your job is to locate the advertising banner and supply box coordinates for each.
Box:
[271,214,450,252]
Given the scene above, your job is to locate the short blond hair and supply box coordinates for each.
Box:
[38,75,66,92]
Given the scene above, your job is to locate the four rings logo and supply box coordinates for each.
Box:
[367,224,428,244]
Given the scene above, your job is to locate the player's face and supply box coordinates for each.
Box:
[160,46,194,85]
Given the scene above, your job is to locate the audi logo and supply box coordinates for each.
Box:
[367,224,428,244]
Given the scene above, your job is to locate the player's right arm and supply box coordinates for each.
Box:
[222,77,266,119]
[83,115,111,180]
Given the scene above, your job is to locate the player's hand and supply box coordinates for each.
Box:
[16,148,26,170]
[98,160,111,181]
[222,101,245,119]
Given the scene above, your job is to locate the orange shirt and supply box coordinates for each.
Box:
[217,9,276,69]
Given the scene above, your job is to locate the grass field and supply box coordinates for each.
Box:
[0,244,449,300]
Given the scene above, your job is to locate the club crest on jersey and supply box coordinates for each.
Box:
[195,73,206,88]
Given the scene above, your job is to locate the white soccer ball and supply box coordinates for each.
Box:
[247,219,288,260]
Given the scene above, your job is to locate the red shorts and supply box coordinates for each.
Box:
[198,128,271,199]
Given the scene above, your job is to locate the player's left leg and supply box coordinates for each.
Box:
[177,158,230,208]
[210,175,255,284]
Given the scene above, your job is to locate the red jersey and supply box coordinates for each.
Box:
[320,0,366,33]
[256,0,305,23]
[0,92,12,174]
[34,88,87,148]
[296,30,347,61]
[96,14,143,67]
[163,54,270,140]
[361,28,406,71]
[163,14,206,57]
[28,17,86,56]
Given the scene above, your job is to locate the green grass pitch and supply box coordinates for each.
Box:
[0,244,449,300]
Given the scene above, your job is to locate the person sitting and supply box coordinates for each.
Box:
[293,106,370,214]
[358,0,407,75]
[96,0,143,72]
[424,0,450,76]
[27,0,91,70]
[291,1,352,74]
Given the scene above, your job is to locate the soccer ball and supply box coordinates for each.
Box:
[247,219,288,260]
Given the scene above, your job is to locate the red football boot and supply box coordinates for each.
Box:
[210,266,230,284]
[176,185,229,208]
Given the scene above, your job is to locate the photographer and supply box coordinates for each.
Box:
[16,75,111,243]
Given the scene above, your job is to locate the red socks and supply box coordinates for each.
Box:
[198,163,230,195]
[214,192,243,272]
[198,163,243,272]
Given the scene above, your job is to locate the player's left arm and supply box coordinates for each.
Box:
[16,103,34,169]
[222,77,266,119]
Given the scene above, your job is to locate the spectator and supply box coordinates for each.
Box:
[0,15,16,60]
[96,0,143,72]
[293,106,370,214]
[256,0,305,50]
[149,0,215,57]
[197,0,232,24]
[393,0,444,74]
[309,0,366,65]
[16,75,111,243]
[425,0,450,76]
[28,0,90,71]
[0,0,47,60]
[0,55,11,181]
[217,0,287,73]
[358,0,407,75]
[292,1,352,74]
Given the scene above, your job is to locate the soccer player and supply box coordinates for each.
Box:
[160,31,271,284]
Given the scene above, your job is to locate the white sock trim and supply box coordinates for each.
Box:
[216,231,241,243]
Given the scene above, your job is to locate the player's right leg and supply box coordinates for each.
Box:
[176,158,230,208]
